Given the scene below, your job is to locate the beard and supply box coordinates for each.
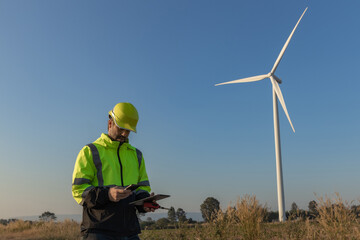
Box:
[114,134,128,143]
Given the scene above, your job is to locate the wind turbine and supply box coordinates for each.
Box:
[215,8,308,222]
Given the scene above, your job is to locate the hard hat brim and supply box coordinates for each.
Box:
[109,110,137,133]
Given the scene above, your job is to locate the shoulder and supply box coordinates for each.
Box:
[77,142,101,160]
[78,144,92,156]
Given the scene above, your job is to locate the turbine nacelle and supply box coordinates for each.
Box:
[272,74,282,84]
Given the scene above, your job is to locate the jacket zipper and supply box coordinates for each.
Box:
[117,142,127,229]
[117,143,124,187]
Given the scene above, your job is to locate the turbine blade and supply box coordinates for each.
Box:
[270,7,308,74]
[270,76,295,132]
[215,74,269,86]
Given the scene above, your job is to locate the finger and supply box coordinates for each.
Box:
[117,192,130,196]
[120,192,132,200]
[118,189,131,194]
[115,190,130,197]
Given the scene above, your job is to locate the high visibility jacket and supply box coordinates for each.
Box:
[72,133,151,236]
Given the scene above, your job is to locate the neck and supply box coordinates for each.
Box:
[107,133,128,143]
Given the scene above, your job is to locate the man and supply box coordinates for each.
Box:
[72,102,153,240]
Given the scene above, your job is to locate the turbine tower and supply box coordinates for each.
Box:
[215,8,307,222]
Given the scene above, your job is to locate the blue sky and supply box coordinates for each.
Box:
[0,0,359,219]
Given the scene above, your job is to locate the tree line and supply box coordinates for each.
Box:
[200,197,360,222]
[139,197,360,229]
[139,207,198,230]
[0,211,57,225]
[2,198,359,229]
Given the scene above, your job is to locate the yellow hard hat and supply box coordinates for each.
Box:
[109,102,139,133]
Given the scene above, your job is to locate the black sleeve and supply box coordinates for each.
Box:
[83,187,110,209]
[135,191,150,213]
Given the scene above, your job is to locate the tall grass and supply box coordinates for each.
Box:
[0,219,80,240]
[147,194,266,240]
[1,193,359,240]
[311,192,359,239]
[201,194,265,240]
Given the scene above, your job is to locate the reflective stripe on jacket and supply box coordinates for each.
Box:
[72,133,151,204]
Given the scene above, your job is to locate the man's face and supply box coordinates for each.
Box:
[108,119,130,142]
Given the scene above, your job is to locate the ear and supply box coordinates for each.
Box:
[108,119,112,131]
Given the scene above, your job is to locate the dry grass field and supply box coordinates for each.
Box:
[0,219,80,240]
[1,194,359,240]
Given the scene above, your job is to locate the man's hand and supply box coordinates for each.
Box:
[108,186,131,202]
[143,192,156,212]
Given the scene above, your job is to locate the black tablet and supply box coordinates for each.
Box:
[129,194,170,206]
